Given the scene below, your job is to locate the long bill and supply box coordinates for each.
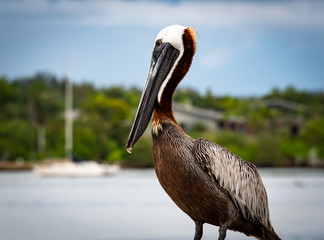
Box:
[126,42,179,153]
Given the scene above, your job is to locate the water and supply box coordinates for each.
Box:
[0,168,323,240]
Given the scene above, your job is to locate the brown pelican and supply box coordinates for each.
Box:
[126,25,281,240]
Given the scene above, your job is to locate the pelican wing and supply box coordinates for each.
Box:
[193,137,271,227]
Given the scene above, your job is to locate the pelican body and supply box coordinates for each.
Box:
[126,25,280,240]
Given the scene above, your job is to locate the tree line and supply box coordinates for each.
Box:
[0,73,323,167]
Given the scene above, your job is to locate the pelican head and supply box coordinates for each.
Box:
[126,25,196,153]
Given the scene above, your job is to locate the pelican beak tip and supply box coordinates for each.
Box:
[126,147,133,154]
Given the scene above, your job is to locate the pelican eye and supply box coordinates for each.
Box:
[153,39,164,61]
[155,39,162,47]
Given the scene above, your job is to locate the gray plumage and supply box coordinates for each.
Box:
[194,137,271,228]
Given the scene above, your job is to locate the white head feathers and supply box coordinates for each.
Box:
[156,25,186,103]
[155,24,186,54]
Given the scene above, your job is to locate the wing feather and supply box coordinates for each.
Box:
[193,137,271,227]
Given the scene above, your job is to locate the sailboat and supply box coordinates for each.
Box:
[34,61,120,177]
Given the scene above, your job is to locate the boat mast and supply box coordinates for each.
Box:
[65,59,73,161]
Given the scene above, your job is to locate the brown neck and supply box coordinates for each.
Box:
[153,28,196,126]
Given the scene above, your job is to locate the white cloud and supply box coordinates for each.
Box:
[200,48,234,69]
[1,0,324,29]
[199,37,258,69]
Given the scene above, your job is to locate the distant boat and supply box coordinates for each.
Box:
[34,161,119,177]
[33,62,121,178]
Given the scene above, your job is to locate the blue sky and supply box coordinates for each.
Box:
[1,0,324,96]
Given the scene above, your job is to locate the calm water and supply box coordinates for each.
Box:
[0,168,323,240]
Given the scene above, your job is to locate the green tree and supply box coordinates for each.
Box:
[75,93,131,161]
[301,117,324,158]
[0,120,36,160]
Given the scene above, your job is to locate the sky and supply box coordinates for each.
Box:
[0,0,324,96]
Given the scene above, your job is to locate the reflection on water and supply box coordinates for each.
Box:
[0,168,323,240]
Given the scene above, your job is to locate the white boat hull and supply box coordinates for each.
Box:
[34,162,119,177]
